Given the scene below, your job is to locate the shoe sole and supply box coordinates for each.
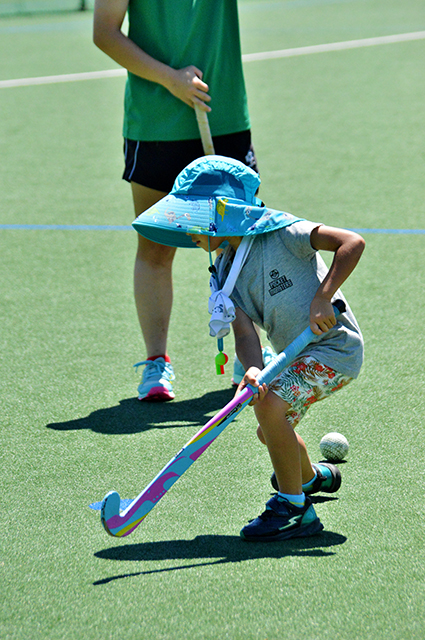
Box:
[315,463,341,493]
[240,518,324,542]
[138,386,175,402]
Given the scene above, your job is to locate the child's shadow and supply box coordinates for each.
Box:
[45,388,235,435]
[93,531,347,585]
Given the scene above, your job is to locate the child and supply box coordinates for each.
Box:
[132,156,365,542]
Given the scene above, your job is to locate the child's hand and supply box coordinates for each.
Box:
[236,367,268,406]
[310,296,337,335]
[166,66,211,110]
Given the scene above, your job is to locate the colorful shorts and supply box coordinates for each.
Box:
[269,356,353,426]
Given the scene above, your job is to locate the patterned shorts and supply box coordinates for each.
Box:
[269,356,353,426]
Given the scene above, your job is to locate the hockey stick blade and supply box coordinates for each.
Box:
[101,387,253,536]
[101,300,345,537]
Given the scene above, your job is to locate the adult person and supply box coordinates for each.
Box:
[93,0,258,400]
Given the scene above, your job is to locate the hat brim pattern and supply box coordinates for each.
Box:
[132,195,304,248]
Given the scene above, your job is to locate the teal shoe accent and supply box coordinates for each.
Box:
[240,495,323,542]
[311,463,342,493]
[270,462,342,495]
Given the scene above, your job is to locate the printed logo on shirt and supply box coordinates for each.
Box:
[268,269,293,296]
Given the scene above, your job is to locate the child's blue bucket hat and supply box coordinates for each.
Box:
[132,155,302,248]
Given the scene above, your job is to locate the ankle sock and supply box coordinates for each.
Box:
[302,471,318,492]
[147,355,171,363]
[278,491,305,507]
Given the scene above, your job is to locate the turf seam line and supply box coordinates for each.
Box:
[1,31,424,89]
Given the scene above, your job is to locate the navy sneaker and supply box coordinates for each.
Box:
[240,495,323,542]
[270,463,341,495]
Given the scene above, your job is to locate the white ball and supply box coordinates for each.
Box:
[319,432,349,462]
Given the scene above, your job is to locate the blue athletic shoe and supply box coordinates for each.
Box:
[240,495,323,542]
[232,355,245,386]
[262,345,278,367]
[134,358,175,402]
[271,463,342,495]
[232,346,278,386]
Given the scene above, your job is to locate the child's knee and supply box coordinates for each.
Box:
[256,425,266,444]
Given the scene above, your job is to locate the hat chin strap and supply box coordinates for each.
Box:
[208,236,254,339]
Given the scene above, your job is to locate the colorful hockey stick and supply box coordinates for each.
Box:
[101,301,346,537]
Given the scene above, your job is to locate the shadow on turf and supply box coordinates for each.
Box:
[45,388,235,435]
[93,531,347,585]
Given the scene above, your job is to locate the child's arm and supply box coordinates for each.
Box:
[233,308,263,371]
[93,0,211,111]
[310,225,365,335]
[232,308,268,403]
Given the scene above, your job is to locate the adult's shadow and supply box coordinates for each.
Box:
[93,531,347,585]
[46,388,235,435]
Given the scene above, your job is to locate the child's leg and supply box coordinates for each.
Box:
[253,392,302,495]
[242,394,323,541]
[266,356,353,478]
[257,425,315,486]
[296,434,316,485]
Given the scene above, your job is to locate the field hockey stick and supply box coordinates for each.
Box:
[194,104,231,374]
[194,103,215,155]
[101,300,346,537]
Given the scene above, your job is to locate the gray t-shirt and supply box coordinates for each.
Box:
[228,220,364,378]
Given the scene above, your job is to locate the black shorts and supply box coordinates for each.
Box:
[122,130,258,193]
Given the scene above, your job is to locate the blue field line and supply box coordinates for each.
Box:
[0,20,92,35]
[0,223,424,234]
[349,228,425,235]
[0,223,131,231]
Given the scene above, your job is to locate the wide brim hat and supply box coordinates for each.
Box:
[132,155,301,248]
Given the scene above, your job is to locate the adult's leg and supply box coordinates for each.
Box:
[131,182,176,358]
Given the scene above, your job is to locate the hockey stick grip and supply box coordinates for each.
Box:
[195,104,215,155]
[255,300,346,387]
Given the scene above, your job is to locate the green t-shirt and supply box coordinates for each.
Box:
[124,0,251,141]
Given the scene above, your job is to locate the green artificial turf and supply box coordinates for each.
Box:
[2,232,425,640]
[1,1,425,638]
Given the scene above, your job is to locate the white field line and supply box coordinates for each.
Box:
[1,30,424,89]
[0,67,126,88]
[242,30,425,62]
